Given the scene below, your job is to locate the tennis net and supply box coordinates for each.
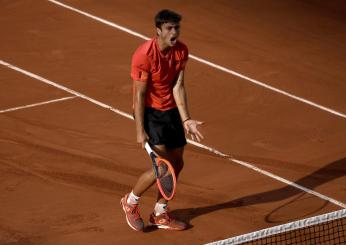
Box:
[206,209,346,245]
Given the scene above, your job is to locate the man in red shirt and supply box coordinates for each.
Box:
[120,9,203,231]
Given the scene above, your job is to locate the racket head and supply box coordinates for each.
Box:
[154,156,177,200]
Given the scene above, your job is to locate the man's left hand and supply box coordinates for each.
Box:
[183,119,204,142]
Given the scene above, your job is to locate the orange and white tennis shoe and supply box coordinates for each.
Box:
[148,212,187,231]
[120,193,144,231]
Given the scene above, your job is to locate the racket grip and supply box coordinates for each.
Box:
[145,142,158,156]
[144,142,152,155]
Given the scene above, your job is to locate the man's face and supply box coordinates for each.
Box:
[157,22,180,47]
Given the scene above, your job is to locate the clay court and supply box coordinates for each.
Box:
[1,1,346,244]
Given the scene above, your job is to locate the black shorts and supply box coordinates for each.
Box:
[144,107,187,149]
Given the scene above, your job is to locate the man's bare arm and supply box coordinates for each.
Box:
[173,70,190,121]
[173,70,204,142]
[134,80,148,147]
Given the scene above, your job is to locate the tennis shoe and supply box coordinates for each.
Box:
[148,211,187,231]
[120,193,144,231]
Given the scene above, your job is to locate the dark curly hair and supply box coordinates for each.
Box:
[155,9,182,28]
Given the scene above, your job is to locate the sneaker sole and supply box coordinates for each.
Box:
[147,221,185,231]
[120,198,143,231]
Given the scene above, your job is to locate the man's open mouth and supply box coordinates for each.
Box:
[170,37,177,44]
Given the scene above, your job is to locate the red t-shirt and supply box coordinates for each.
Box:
[131,37,189,111]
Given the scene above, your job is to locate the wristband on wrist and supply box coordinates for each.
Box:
[183,117,191,123]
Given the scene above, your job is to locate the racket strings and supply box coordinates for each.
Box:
[157,161,174,197]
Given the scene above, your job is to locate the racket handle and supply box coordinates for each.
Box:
[145,142,158,157]
[144,142,156,162]
[144,142,152,155]
[144,142,159,177]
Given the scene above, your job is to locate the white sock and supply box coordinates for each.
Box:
[154,203,168,216]
[127,191,140,205]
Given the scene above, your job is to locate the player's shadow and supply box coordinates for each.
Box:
[170,157,346,228]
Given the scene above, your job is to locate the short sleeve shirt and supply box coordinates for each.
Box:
[131,37,189,111]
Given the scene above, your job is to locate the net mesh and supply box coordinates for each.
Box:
[207,209,346,245]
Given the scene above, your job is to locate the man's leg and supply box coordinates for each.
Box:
[132,167,156,196]
[121,145,185,231]
[148,145,187,230]
[120,151,157,232]
[132,144,184,196]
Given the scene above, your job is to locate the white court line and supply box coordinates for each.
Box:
[0,60,133,120]
[0,96,76,114]
[47,0,346,120]
[1,59,345,209]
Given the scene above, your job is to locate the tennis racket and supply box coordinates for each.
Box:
[144,142,177,200]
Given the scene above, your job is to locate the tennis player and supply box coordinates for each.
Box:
[120,9,204,231]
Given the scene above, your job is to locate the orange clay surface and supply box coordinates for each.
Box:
[1,1,346,244]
